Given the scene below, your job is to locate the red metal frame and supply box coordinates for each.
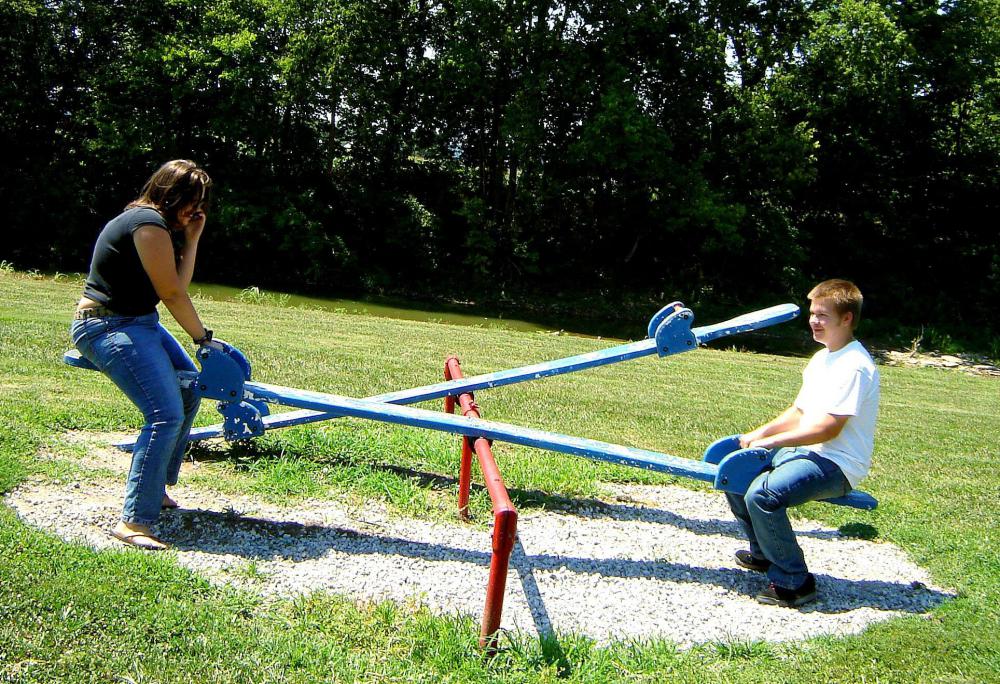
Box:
[444,355,517,652]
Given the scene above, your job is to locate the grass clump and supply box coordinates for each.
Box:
[236,285,291,307]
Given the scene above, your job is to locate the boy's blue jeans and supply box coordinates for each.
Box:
[726,447,851,589]
[71,311,200,526]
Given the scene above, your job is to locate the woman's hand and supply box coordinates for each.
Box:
[183,208,207,243]
[174,201,207,244]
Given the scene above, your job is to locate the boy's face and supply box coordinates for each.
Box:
[808,298,854,350]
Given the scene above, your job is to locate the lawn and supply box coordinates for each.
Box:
[0,269,997,683]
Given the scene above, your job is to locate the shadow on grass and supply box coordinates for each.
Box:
[157,506,948,618]
[188,442,853,543]
[509,537,572,675]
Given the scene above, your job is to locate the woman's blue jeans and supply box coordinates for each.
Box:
[726,447,851,589]
[71,311,200,526]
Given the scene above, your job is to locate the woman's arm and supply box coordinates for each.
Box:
[176,208,206,290]
[134,225,208,342]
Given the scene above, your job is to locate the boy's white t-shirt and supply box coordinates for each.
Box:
[793,339,880,487]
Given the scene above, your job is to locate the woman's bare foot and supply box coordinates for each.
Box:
[110,521,169,551]
[161,493,179,509]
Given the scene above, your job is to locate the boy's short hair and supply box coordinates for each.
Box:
[808,279,863,328]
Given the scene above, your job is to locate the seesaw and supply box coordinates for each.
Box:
[106,303,799,450]
[63,302,876,649]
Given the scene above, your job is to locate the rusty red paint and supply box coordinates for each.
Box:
[444,355,518,652]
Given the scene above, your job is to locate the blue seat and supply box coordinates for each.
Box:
[702,435,878,510]
[63,349,98,371]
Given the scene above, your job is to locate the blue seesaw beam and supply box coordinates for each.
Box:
[62,303,877,509]
[60,349,879,508]
[223,378,877,509]
[245,381,721,480]
[107,303,798,450]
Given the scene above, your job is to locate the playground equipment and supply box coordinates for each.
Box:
[107,302,793,449]
[64,301,877,650]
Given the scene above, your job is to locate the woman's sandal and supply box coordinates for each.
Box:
[110,528,169,551]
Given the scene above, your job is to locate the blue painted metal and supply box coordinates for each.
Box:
[170,344,714,479]
[688,304,799,344]
[247,398,270,418]
[156,345,874,506]
[701,434,879,510]
[702,435,742,465]
[63,350,98,371]
[148,303,800,447]
[187,344,264,441]
[713,448,772,493]
[62,308,877,508]
[64,349,201,388]
[653,307,697,357]
[68,304,803,466]
[646,301,683,339]
[239,378,721,483]
[218,400,266,440]
[192,344,250,401]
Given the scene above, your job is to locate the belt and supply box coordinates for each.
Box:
[74,305,117,320]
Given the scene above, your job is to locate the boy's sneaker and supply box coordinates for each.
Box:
[734,550,771,573]
[756,574,817,607]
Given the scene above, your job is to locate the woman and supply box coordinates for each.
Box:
[71,159,216,550]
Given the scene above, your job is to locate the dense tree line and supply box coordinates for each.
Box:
[2,0,998,341]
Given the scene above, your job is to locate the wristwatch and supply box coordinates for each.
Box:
[193,328,213,345]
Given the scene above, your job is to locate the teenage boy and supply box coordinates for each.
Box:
[727,279,880,607]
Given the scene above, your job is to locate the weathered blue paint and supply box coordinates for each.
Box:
[63,350,202,387]
[653,307,697,357]
[714,447,773,494]
[63,350,98,371]
[191,361,875,508]
[690,304,801,344]
[156,302,801,447]
[62,306,877,508]
[218,400,266,440]
[192,345,250,401]
[702,434,879,510]
[242,379,721,483]
[142,344,714,480]
[646,301,684,339]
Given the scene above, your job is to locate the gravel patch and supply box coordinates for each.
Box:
[8,438,952,647]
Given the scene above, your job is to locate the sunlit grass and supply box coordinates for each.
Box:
[1,270,998,683]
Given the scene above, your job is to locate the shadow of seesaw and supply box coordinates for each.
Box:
[158,507,948,616]
[187,448,849,543]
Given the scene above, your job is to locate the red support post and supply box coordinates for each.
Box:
[445,357,473,520]
[474,437,517,652]
[458,437,474,521]
[444,355,518,652]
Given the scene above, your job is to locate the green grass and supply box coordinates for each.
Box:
[1,270,998,683]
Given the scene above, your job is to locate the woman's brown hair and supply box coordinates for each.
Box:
[127,160,212,226]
